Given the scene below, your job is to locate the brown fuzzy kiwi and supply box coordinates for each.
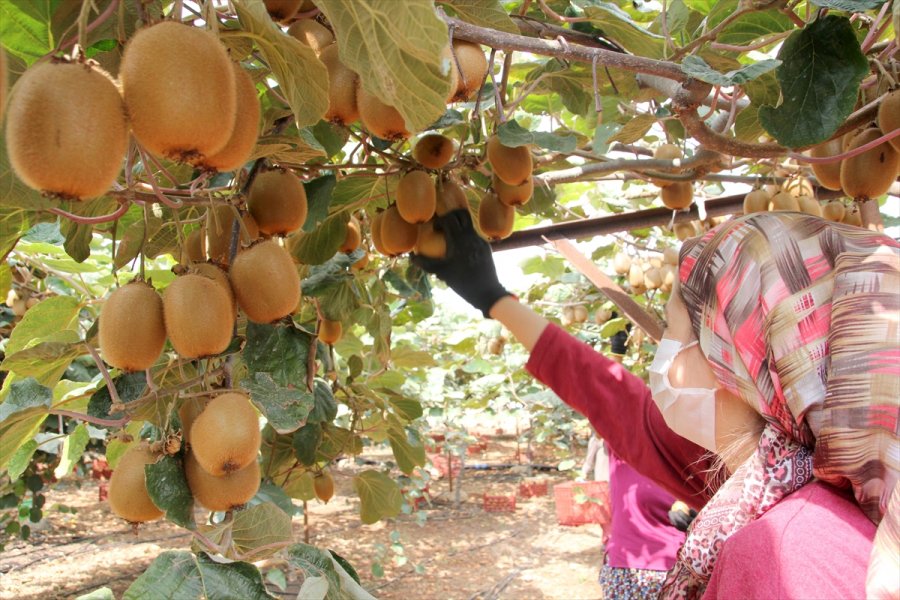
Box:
[357,83,409,140]
[449,40,488,102]
[478,192,514,240]
[121,22,236,163]
[314,470,335,503]
[380,205,419,255]
[769,191,800,211]
[248,168,308,235]
[782,176,814,198]
[396,170,437,224]
[205,205,259,265]
[263,0,303,23]
[197,63,260,173]
[318,319,342,345]
[673,222,696,241]
[649,144,682,187]
[878,90,900,152]
[287,19,334,54]
[370,211,389,255]
[742,189,771,215]
[660,182,693,210]
[190,392,261,476]
[351,252,370,271]
[99,281,167,372]
[182,228,207,264]
[0,48,6,123]
[6,60,128,200]
[842,206,863,227]
[613,252,631,275]
[178,397,209,446]
[797,196,823,217]
[822,200,846,222]
[486,135,532,186]
[340,216,362,253]
[435,177,469,216]
[185,450,260,512]
[840,128,900,200]
[493,174,533,207]
[163,273,235,358]
[628,262,645,288]
[663,247,679,266]
[190,262,236,316]
[809,138,844,190]
[413,133,455,169]
[320,44,359,126]
[230,239,301,323]
[414,220,446,259]
[108,443,164,523]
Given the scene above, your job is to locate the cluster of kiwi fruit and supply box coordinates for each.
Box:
[4,287,40,319]
[741,176,863,225]
[649,144,695,211]
[5,21,261,202]
[613,247,679,296]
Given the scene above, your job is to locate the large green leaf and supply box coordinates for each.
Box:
[243,322,311,389]
[0,377,51,469]
[300,253,357,297]
[292,422,322,466]
[1,340,84,386]
[231,502,293,560]
[318,279,360,322]
[438,0,519,34]
[243,372,314,434]
[330,175,396,209]
[758,15,868,148]
[387,424,426,475]
[680,56,782,86]
[810,0,887,10]
[0,377,52,423]
[717,9,793,46]
[353,470,402,524]
[285,544,343,600]
[496,120,577,152]
[53,422,90,479]
[0,207,29,261]
[87,371,146,424]
[307,380,337,424]
[145,455,195,529]
[302,175,338,233]
[8,439,38,480]
[0,0,59,64]
[316,0,452,132]
[123,551,275,600]
[580,2,666,58]
[6,291,80,355]
[289,212,349,266]
[60,198,119,263]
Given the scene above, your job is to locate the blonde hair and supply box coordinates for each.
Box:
[703,413,767,491]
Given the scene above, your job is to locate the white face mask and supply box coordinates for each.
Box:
[648,338,718,452]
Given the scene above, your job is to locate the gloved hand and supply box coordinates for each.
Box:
[668,501,698,532]
[410,209,511,318]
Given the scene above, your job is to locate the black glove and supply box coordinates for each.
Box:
[410,209,511,318]
[668,506,698,532]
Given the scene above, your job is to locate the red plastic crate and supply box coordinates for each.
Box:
[466,441,488,455]
[428,454,461,479]
[554,481,610,526]
[518,480,549,498]
[482,493,517,513]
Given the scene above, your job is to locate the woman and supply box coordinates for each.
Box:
[413,210,899,598]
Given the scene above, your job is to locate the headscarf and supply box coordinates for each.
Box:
[660,212,900,598]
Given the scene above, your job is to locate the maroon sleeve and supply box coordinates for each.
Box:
[526,324,715,508]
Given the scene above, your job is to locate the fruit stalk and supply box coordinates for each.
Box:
[47,200,130,225]
[791,127,900,164]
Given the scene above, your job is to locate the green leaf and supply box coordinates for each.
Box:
[285,544,342,599]
[250,481,296,516]
[609,113,657,144]
[389,347,435,370]
[682,0,716,13]
[307,380,337,424]
[317,425,362,461]
[680,55,782,86]
[438,0,518,34]
[387,425,426,475]
[0,0,59,64]
[319,280,360,322]
[231,502,292,560]
[243,372,314,434]
[734,105,765,142]
[60,198,119,263]
[0,377,52,422]
[496,120,577,152]
[6,295,81,355]
[1,341,84,386]
[123,551,275,600]
[243,322,310,389]
[316,0,452,132]
[301,254,356,297]
[53,423,90,479]
[232,0,328,127]
[330,175,395,209]
[388,397,424,421]
[290,212,349,265]
[0,208,29,261]
[8,439,38,480]
[75,587,115,600]
[353,470,402,524]
[758,15,869,148]
[292,422,322,466]
[87,372,146,425]
[302,175,338,233]
[810,0,887,10]
[717,9,793,46]
[580,2,666,58]
[145,455,195,529]
[329,551,362,586]
[282,470,316,500]
[115,216,162,269]
[309,122,350,159]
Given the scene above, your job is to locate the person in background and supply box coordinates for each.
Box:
[413,210,898,598]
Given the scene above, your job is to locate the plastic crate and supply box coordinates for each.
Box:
[428,454,461,479]
[466,441,488,455]
[482,493,517,513]
[554,481,610,526]
[518,480,549,498]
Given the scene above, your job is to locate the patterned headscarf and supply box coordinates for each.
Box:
[660,212,900,598]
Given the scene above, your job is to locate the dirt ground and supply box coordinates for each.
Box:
[0,440,606,600]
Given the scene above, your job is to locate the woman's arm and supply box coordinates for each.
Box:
[489,296,548,351]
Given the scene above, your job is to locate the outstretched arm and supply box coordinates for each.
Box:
[488,295,548,351]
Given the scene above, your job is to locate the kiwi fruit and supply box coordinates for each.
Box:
[414,220,446,259]
[661,182,693,210]
[318,319,342,345]
[822,200,846,222]
[809,138,844,190]
[263,0,303,23]
[743,189,771,215]
[782,176,814,198]
[661,265,676,292]
[340,216,361,253]
[493,174,533,207]
[842,205,863,227]
[413,133,455,169]
[769,191,800,211]
[6,60,128,200]
[673,222,696,241]
[594,309,612,325]
[190,262,236,316]
[248,168,308,236]
[351,252,370,271]
[662,247,679,266]
[108,443,164,523]
[206,205,260,264]
[357,83,409,140]
[120,21,236,163]
[380,205,419,255]
[435,177,469,216]
[182,228,207,263]
[478,192,514,240]
[314,470,335,503]
[840,128,900,200]
[163,273,235,358]
[797,196,823,217]
[99,281,167,372]
[572,305,588,323]
[649,144,683,187]
[320,44,359,126]
[561,306,575,327]
[0,48,6,123]
[370,211,389,255]
[190,392,261,476]
[185,450,260,512]
[449,40,488,102]
[878,90,899,152]
[486,135,532,186]
[178,397,209,446]
[197,63,260,173]
[230,239,301,323]
[628,262,645,288]
[397,170,437,224]
[287,19,334,54]
[613,252,632,275]
[644,267,663,290]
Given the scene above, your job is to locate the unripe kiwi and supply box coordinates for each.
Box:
[121,21,236,163]
[878,90,900,152]
[809,138,844,190]
[178,397,209,445]
[797,195,823,217]
[414,220,447,259]
[486,135,532,186]
[320,44,359,126]
[287,19,334,54]
[190,262,236,316]
[314,470,335,503]
[357,83,409,141]
[822,200,846,222]
[782,176,814,198]
[628,262,645,288]
[163,273,235,358]
[449,40,488,102]
[340,216,361,253]
[6,60,128,200]
[206,205,260,264]
[840,128,900,200]
[413,133,455,169]
[197,63,260,173]
[248,168,308,235]
[649,144,683,187]
[318,319,342,345]
[660,182,693,210]
[230,240,301,323]
[613,252,632,275]
[397,170,437,224]
[185,451,260,512]
[263,0,303,23]
[743,189,771,215]
[435,177,469,216]
[380,205,419,255]
[182,228,207,263]
[99,281,167,372]
[493,174,533,207]
[108,443,164,523]
[370,211,389,255]
[673,222,696,241]
[478,192,514,240]
[769,191,800,211]
[190,392,261,476]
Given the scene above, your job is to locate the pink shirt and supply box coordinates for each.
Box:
[526,324,875,598]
